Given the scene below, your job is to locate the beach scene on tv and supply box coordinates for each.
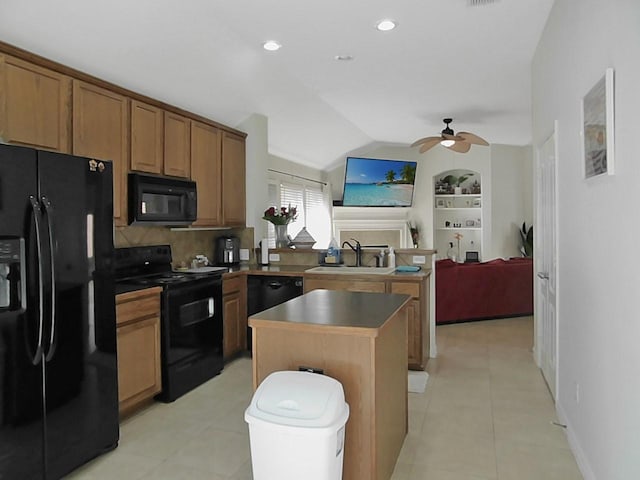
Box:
[342,157,417,206]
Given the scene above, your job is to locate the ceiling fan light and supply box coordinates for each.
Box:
[440,139,455,147]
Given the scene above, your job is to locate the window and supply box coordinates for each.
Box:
[266,178,331,249]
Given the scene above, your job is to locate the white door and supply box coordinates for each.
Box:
[536,125,558,399]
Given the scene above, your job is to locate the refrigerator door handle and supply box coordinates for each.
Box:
[41,196,57,362]
[29,195,45,366]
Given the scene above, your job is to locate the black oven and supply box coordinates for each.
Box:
[128,173,197,226]
[114,245,225,402]
[159,276,223,402]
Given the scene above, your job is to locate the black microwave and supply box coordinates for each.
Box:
[128,173,197,225]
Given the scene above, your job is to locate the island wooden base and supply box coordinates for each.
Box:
[250,299,408,480]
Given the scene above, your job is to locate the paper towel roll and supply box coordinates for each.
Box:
[260,238,269,265]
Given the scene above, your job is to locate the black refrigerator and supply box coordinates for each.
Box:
[0,144,119,479]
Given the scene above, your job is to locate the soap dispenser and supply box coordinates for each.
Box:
[325,237,341,264]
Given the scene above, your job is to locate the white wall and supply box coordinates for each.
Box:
[490,144,533,259]
[268,154,327,184]
[238,113,269,244]
[327,142,530,260]
[532,1,640,478]
[413,143,493,258]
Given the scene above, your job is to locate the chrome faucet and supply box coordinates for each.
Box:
[341,238,362,267]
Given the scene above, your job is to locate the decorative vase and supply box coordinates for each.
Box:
[454,186,462,195]
[274,224,289,248]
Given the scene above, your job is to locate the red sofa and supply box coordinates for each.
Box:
[436,258,533,324]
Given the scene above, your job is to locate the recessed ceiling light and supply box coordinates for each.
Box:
[334,55,354,61]
[376,19,397,31]
[263,40,282,51]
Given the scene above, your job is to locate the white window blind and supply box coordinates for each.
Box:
[265,178,331,249]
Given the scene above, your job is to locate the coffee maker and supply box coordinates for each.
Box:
[215,236,240,265]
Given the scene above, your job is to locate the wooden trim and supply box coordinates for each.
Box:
[0,40,247,139]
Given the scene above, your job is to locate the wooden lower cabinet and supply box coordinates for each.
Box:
[389,281,429,370]
[223,275,247,360]
[303,277,386,293]
[116,287,162,417]
[304,274,430,370]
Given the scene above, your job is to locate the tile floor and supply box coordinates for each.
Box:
[67,316,583,480]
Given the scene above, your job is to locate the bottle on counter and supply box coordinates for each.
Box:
[388,247,396,268]
[376,249,386,267]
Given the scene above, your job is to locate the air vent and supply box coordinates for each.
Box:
[467,0,498,6]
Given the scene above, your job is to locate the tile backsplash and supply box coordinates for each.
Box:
[115,226,255,267]
[114,226,434,269]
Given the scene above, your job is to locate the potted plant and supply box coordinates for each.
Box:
[441,173,473,195]
[519,222,533,257]
[263,205,298,248]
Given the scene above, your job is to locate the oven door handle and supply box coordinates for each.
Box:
[178,296,217,328]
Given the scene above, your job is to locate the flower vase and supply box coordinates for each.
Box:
[274,224,289,248]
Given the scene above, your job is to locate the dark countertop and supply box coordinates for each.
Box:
[249,289,411,334]
[223,264,310,278]
[115,283,153,295]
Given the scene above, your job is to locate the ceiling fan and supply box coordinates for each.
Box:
[411,118,489,154]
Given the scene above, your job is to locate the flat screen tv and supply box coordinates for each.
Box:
[341,157,417,207]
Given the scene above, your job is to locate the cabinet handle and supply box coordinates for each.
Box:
[537,272,549,280]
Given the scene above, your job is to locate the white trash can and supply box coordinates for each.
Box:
[244,371,350,480]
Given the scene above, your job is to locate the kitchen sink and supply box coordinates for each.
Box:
[305,266,396,275]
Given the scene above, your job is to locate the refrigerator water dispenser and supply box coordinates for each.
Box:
[0,237,25,311]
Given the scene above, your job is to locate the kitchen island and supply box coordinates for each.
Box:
[249,289,411,480]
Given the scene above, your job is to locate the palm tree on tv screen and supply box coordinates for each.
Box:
[385,170,396,182]
[401,164,416,184]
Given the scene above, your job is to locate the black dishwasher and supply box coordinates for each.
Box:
[247,275,304,351]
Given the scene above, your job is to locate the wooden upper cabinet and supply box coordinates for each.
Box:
[72,80,129,225]
[163,112,190,178]
[191,121,222,226]
[0,55,71,152]
[221,131,246,226]
[130,100,163,174]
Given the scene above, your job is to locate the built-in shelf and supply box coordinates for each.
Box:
[435,207,481,211]
[434,194,481,198]
[436,227,482,231]
[434,169,483,261]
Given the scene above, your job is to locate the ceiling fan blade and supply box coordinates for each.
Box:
[411,135,440,147]
[442,133,465,142]
[446,141,471,153]
[458,131,489,146]
[419,138,441,153]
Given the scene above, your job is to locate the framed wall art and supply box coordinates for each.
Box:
[582,68,614,179]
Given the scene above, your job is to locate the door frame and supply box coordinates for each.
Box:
[534,120,560,400]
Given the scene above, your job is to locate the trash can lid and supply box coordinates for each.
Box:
[247,371,347,428]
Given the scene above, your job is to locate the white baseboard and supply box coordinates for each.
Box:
[556,402,597,480]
